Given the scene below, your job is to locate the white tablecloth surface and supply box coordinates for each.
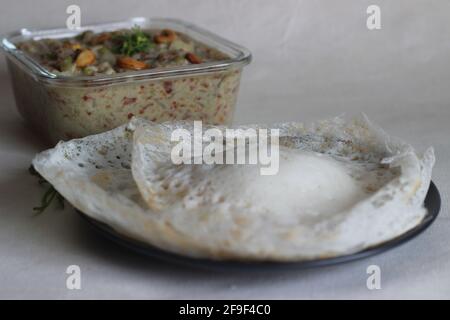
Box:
[0,0,449,299]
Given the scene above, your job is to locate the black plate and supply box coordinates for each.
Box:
[78,181,441,271]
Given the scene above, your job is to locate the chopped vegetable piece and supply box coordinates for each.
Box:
[98,47,117,65]
[83,65,98,76]
[59,56,74,72]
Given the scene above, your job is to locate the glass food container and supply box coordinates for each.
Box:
[1,17,251,144]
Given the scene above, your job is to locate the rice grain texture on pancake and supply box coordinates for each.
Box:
[32,115,435,261]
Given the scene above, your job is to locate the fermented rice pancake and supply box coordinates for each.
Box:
[32,115,435,261]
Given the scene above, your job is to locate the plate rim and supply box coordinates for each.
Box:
[78,181,441,271]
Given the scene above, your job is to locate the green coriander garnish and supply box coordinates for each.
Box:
[113,26,153,56]
[29,165,65,214]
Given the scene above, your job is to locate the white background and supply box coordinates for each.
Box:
[0,0,449,299]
